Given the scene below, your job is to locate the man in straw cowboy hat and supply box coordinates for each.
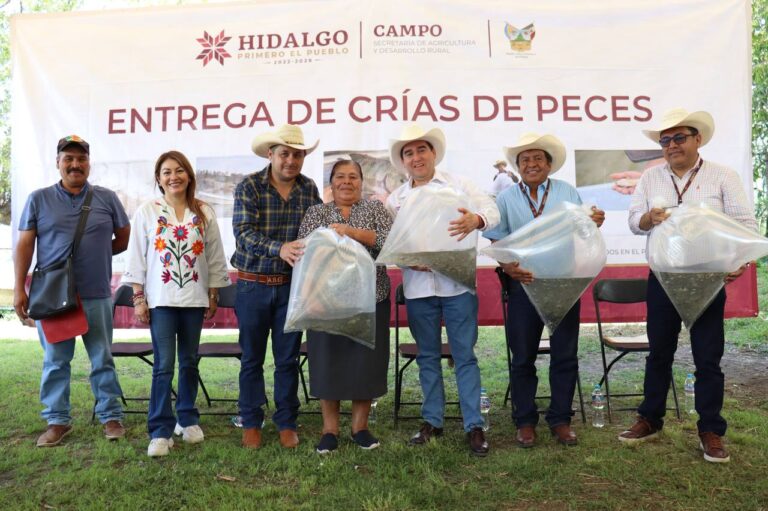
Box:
[484,133,604,448]
[620,108,756,463]
[490,159,515,197]
[386,124,499,456]
[232,124,321,449]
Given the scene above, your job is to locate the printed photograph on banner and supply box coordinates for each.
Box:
[575,149,664,211]
[323,150,407,204]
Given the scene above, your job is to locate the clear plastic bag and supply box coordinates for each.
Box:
[376,185,477,290]
[481,202,606,334]
[284,228,377,349]
[648,203,768,329]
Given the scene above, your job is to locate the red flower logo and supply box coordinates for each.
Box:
[192,271,199,282]
[173,225,189,241]
[161,270,171,283]
[196,30,231,66]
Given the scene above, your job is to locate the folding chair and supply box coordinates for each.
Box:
[196,283,241,414]
[592,278,680,422]
[92,285,161,420]
[297,342,315,404]
[393,284,460,426]
[496,267,586,424]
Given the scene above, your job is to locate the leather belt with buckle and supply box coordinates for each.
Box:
[237,271,290,286]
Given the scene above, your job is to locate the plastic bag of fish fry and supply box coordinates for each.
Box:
[481,202,606,335]
[285,228,377,349]
[649,203,768,330]
[377,185,478,291]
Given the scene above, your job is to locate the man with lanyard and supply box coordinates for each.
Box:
[620,108,756,463]
[232,124,321,449]
[386,124,499,457]
[14,135,131,447]
[484,133,604,448]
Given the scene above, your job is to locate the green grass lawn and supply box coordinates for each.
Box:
[1,265,767,510]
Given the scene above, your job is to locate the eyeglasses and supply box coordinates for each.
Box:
[659,133,696,147]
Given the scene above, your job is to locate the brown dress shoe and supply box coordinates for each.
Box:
[104,420,126,440]
[242,428,262,449]
[551,424,578,446]
[279,429,299,448]
[699,432,730,463]
[618,416,660,444]
[467,427,489,457]
[515,425,536,448]
[36,424,72,447]
[408,422,444,446]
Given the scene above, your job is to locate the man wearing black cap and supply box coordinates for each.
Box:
[14,135,131,447]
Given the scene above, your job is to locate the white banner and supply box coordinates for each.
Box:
[11,0,753,271]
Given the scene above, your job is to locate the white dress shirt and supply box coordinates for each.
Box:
[386,170,500,299]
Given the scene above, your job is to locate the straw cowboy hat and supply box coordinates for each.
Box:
[251,124,319,158]
[493,159,508,169]
[389,124,446,172]
[504,132,567,174]
[641,108,715,147]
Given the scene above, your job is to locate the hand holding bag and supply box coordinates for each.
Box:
[27,189,93,320]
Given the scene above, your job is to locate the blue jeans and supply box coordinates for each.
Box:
[236,280,302,431]
[640,272,728,435]
[36,297,123,425]
[148,306,205,439]
[405,292,483,432]
[505,279,580,428]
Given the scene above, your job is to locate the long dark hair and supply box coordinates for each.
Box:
[154,150,208,226]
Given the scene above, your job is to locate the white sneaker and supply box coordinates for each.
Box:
[181,425,205,444]
[147,437,174,457]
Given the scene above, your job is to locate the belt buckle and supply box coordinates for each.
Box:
[266,275,283,285]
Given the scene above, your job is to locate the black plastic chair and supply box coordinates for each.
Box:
[592,278,680,422]
[196,283,242,414]
[393,283,460,426]
[496,267,586,424]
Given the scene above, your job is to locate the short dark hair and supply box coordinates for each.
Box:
[329,159,363,182]
[516,150,552,167]
[400,140,434,160]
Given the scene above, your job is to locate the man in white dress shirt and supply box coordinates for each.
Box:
[619,108,757,463]
[386,124,499,456]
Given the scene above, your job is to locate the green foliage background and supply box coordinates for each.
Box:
[0,0,766,228]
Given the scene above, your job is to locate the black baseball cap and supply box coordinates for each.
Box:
[57,135,90,154]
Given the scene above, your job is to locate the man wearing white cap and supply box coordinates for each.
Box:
[386,124,499,456]
[490,159,514,197]
[484,133,604,448]
[620,108,756,463]
[232,124,321,449]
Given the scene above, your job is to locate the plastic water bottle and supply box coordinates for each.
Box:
[591,384,605,428]
[369,399,378,423]
[684,373,696,415]
[479,387,491,431]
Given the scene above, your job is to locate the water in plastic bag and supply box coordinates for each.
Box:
[481,202,606,334]
[649,203,768,329]
[284,228,377,349]
[377,185,478,291]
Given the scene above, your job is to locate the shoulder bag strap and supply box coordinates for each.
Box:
[71,188,94,258]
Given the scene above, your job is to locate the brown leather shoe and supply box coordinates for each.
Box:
[618,416,660,444]
[515,425,536,448]
[408,422,444,446]
[467,427,489,457]
[551,424,578,446]
[242,428,262,449]
[279,429,299,448]
[104,420,125,440]
[36,424,73,447]
[699,432,730,463]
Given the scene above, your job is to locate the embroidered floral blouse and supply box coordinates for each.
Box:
[122,198,230,308]
[298,199,392,303]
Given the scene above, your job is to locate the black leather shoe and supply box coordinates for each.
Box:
[467,427,489,457]
[408,422,443,446]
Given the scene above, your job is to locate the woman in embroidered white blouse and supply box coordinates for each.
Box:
[122,150,230,458]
